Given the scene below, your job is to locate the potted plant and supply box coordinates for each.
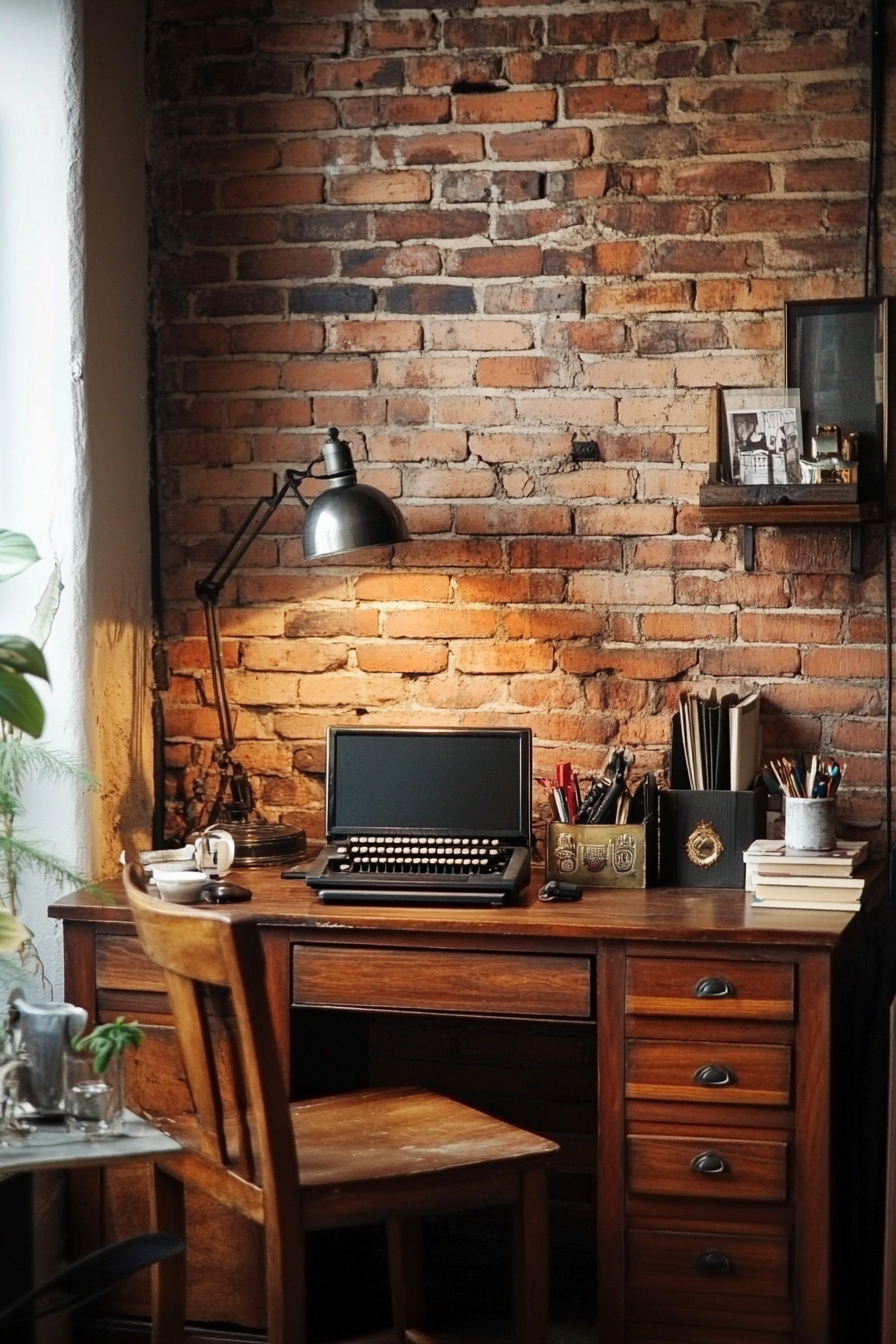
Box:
[66,1016,144,1137]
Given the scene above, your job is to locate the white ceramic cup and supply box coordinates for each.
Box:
[194,828,236,879]
[784,796,837,851]
[152,870,208,904]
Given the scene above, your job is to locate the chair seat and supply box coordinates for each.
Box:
[148,1085,557,1197]
[292,1086,558,1187]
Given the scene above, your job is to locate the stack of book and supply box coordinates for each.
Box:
[744,838,869,912]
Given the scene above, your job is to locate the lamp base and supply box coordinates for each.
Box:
[225,821,306,867]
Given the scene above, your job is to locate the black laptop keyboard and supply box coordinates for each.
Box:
[327,835,513,878]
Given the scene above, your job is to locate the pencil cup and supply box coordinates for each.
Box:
[784,796,837,851]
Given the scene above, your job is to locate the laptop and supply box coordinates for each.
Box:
[303,726,532,906]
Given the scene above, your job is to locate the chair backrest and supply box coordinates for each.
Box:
[123,865,300,1208]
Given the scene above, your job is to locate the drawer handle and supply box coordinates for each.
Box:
[696,1249,735,1275]
[690,1150,728,1176]
[693,976,735,999]
[693,1062,737,1088]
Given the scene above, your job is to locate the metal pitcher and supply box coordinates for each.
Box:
[8,990,88,1114]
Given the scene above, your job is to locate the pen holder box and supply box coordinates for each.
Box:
[546,812,657,889]
[659,785,766,888]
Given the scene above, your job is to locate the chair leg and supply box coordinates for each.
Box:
[264,1220,306,1344]
[387,1217,425,1342]
[512,1167,549,1344]
[149,1163,186,1344]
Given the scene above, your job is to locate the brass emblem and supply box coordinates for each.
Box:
[685,820,724,869]
[582,844,607,873]
[612,834,637,874]
[554,832,577,874]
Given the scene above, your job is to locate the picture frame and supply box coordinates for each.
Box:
[722,388,803,486]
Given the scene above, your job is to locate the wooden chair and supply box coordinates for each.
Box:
[122,865,558,1344]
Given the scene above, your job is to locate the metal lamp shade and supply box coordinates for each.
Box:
[302,482,409,559]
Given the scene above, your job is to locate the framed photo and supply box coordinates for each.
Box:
[723,388,803,486]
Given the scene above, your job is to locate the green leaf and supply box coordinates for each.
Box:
[74,1016,144,1073]
[0,532,39,582]
[0,670,45,738]
[0,911,31,954]
[0,636,49,680]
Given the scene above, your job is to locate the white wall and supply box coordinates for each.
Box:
[0,0,151,999]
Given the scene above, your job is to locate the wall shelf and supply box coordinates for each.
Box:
[697,496,881,571]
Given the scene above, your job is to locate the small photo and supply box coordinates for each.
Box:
[723,396,803,486]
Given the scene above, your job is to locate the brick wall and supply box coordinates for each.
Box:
[148,0,895,848]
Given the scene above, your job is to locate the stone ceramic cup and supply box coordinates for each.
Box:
[784,796,837,851]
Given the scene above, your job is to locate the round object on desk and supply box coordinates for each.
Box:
[199,880,252,904]
[225,822,306,867]
[152,870,207,903]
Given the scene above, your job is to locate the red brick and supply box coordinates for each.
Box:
[738,34,849,75]
[386,393,429,424]
[578,504,675,536]
[700,646,802,677]
[368,430,467,462]
[470,432,569,463]
[438,395,515,426]
[490,129,592,161]
[455,504,570,536]
[446,246,542,279]
[601,432,676,463]
[455,91,558,126]
[341,246,440,279]
[672,162,772,195]
[377,209,489,242]
[405,465,493,497]
[341,95,450,129]
[241,639,348,673]
[385,609,496,639]
[608,7,657,41]
[354,574,450,602]
[332,321,422,353]
[848,616,887,643]
[221,175,324,209]
[642,611,734,641]
[509,538,621,570]
[184,361,280,393]
[282,359,372,392]
[227,398,312,428]
[658,8,705,40]
[762,682,880,717]
[281,136,370,170]
[587,280,693,315]
[559,649,697,680]
[366,18,436,50]
[548,12,608,44]
[546,168,609,201]
[377,132,484,165]
[494,205,584,241]
[505,610,602,639]
[297,673,406,707]
[801,647,887,679]
[312,395,386,427]
[257,22,346,53]
[566,86,666,119]
[238,100,338,133]
[701,120,811,156]
[329,171,430,205]
[159,324,230,358]
[159,254,231,288]
[676,574,788,608]
[655,239,763,273]
[231,322,325,354]
[505,51,616,84]
[454,644,553,674]
[430,319,532,351]
[455,574,565,604]
[783,159,868,193]
[444,16,542,48]
[356,643,448,674]
[831,719,886,753]
[476,356,559,389]
[237,247,333,281]
[189,214,281,247]
[706,6,756,39]
[406,54,502,89]
[314,57,403,91]
[378,356,471,389]
[715,199,823,233]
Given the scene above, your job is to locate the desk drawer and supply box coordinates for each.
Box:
[628,1134,788,1202]
[626,1041,792,1107]
[96,934,167,994]
[627,1228,790,1300]
[626,958,794,1021]
[293,945,592,1018]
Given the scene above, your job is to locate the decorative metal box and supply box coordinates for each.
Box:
[546,816,656,889]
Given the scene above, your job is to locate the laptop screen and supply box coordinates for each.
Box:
[326,727,532,842]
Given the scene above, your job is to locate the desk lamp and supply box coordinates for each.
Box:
[194,427,409,865]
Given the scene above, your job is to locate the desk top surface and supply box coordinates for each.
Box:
[49,866,876,948]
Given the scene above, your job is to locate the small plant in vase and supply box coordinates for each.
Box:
[66,1016,144,1137]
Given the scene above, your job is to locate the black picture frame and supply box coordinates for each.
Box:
[785,296,891,502]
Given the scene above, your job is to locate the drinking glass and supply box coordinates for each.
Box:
[63,1051,124,1138]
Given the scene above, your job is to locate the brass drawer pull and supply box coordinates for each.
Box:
[693,1062,737,1087]
[690,1150,728,1176]
[696,1249,735,1274]
[693,976,735,999]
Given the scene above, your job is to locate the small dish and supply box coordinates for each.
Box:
[120,845,196,875]
[152,869,208,904]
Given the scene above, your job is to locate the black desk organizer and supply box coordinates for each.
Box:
[659,785,766,889]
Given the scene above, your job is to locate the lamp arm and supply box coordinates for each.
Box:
[194,461,319,761]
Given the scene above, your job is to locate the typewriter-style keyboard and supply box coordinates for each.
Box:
[328,836,512,877]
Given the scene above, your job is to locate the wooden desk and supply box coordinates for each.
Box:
[50,873,880,1344]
